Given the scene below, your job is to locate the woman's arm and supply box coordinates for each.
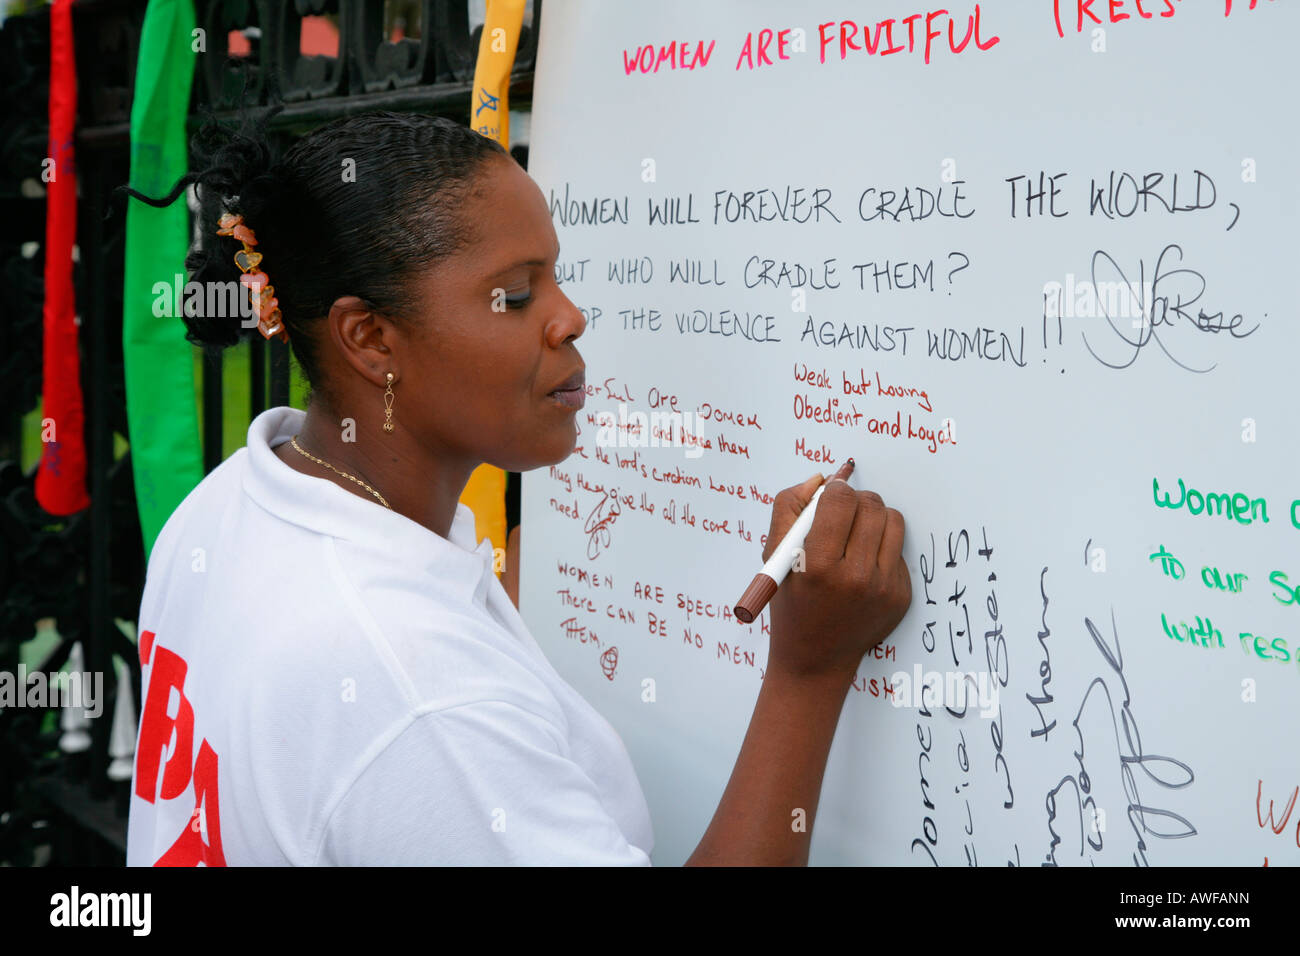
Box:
[686,666,853,865]
[686,473,911,866]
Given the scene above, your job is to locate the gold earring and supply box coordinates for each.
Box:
[383,372,395,433]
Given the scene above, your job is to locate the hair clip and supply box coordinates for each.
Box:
[217,211,288,343]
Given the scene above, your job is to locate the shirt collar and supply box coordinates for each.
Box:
[241,406,497,608]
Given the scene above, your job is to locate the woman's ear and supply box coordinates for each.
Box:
[327,295,398,388]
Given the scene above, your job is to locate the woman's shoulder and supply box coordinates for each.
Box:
[326,566,569,726]
[148,448,250,560]
[145,453,563,726]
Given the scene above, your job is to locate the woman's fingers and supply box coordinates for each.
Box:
[762,472,825,562]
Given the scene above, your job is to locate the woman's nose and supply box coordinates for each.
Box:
[545,293,587,348]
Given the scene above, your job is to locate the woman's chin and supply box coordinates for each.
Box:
[536,439,581,470]
[496,429,581,473]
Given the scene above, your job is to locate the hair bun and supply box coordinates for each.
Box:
[177,106,287,350]
[189,104,283,219]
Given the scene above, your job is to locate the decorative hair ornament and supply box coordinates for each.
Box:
[216,211,289,343]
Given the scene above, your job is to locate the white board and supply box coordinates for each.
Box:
[520,0,1300,866]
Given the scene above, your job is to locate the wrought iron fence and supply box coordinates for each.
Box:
[0,0,537,865]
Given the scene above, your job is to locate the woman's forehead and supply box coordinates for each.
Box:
[448,163,558,280]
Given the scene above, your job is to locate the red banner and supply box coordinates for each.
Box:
[36,0,89,515]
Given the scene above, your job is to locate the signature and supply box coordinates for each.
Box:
[1082,244,1258,373]
[1044,609,1196,866]
[584,486,621,560]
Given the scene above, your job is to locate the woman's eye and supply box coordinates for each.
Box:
[505,290,531,309]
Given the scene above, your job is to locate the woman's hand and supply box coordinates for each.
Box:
[762,471,912,683]
[688,471,912,865]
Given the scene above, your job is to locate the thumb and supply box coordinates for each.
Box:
[763,472,825,562]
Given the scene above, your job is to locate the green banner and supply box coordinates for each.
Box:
[122,0,203,559]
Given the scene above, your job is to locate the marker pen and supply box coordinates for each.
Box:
[733,458,855,624]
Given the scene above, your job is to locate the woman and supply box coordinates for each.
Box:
[121,110,912,866]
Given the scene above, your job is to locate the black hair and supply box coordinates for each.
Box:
[117,106,511,410]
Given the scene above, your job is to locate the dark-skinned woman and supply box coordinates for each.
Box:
[120,110,911,866]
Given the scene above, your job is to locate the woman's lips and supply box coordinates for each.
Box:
[548,369,586,409]
[550,387,585,409]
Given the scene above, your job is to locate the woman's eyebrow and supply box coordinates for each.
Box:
[506,256,549,269]
[487,245,561,276]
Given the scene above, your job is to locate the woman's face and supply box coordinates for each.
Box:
[402,155,587,473]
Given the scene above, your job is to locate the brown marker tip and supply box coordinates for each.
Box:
[734,573,778,624]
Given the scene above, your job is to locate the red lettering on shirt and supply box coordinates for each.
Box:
[135,632,227,866]
[154,739,227,867]
[136,643,194,801]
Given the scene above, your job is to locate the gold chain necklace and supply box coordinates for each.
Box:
[288,435,392,510]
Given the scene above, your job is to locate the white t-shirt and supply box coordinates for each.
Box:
[126,406,654,866]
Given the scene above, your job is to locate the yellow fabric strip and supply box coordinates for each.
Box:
[460,0,526,565]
